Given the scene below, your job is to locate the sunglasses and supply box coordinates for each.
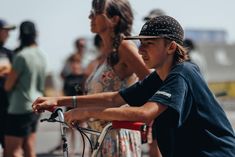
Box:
[89,9,105,17]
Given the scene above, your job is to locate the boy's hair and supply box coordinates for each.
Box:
[164,39,189,64]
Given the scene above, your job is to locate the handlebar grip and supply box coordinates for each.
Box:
[112,121,147,131]
[112,121,148,143]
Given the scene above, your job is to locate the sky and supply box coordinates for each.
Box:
[1,0,235,74]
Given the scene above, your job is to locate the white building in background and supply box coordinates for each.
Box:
[197,43,235,82]
[184,28,235,83]
[185,28,228,44]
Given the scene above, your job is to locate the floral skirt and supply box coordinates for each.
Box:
[88,120,142,157]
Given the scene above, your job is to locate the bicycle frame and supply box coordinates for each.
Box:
[40,108,69,157]
[40,108,148,157]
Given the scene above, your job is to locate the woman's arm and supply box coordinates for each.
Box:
[32,91,126,112]
[119,40,151,80]
[4,69,18,91]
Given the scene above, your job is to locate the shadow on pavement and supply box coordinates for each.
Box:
[37,154,63,157]
[37,152,82,157]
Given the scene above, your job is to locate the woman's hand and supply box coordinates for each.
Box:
[64,108,88,127]
[32,97,59,113]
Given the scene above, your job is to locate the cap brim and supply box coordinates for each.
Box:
[124,35,162,40]
[2,25,16,30]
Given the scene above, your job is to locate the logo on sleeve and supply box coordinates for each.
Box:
[155,91,171,98]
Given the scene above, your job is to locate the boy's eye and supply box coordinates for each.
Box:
[140,41,154,46]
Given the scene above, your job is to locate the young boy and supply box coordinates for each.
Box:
[33,16,235,157]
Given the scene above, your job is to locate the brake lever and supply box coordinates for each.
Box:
[40,117,69,128]
[40,118,57,123]
[49,108,63,119]
[40,108,63,122]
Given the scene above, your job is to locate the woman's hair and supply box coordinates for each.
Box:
[15,21,37,53]
[164,39,189,65]
[92,0,134,66]
[94,34,102,49]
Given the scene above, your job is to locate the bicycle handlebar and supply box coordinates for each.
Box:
[44,107,149,143]
[45,108,148,130]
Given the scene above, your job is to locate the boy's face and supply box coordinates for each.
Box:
[139,38,169,69]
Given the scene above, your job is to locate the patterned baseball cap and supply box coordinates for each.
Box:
[125,15,184,45]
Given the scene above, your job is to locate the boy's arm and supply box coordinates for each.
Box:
[65,101,168,125]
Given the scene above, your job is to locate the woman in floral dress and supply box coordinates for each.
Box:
[85,0,150,156]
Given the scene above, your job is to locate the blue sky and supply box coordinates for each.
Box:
[1,0,234,73]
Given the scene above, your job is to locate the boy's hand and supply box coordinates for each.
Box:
[64,108,88,127]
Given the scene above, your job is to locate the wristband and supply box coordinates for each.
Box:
[72,96,78,108]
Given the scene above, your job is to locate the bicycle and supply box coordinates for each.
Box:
[40,107,149,157]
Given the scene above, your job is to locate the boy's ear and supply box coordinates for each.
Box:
[167,41,177,55]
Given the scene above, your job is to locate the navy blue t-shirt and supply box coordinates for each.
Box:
[120,62,235,157]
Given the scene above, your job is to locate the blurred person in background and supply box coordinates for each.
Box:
[183,38,207,80]
[63,53,85,99]
[143,8,166,21]
[4,21,46,157]
[60,38,87,79]
[0,18,15,154]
